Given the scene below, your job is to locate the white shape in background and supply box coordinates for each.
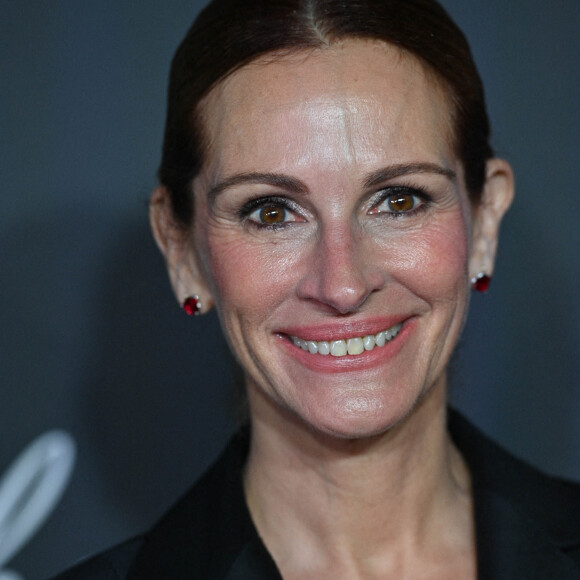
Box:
[0,571,23,580]
[0,431,76,579]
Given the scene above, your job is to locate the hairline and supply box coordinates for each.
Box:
[192,38,460,205]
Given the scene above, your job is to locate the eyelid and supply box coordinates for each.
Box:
[239,195,303,215]
[373,185,430,201]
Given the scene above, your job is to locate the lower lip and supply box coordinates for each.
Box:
[278,320,414,374]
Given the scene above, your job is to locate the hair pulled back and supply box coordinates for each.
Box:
[160,0,493,226]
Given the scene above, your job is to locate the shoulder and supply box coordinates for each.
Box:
[48,428,256,579]
[450,409,580,531]
[450,409,580,522]
[48,537,143,580]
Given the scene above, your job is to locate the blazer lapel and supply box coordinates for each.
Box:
[127,428,283,579]
[128,412,580,578]
[224,537,283,580]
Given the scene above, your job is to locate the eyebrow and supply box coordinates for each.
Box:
[362,163,456,189]
[208,173,308,203]
[207,162,456,202]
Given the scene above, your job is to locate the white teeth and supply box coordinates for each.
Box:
[307,341,318,354]
[375,331,386,347]
[347,337,364,355]
[291,323,402,357]
[330,340,347,357]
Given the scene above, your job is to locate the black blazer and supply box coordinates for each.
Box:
[51,411,580,579]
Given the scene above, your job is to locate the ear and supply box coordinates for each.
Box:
[149,186,214,313]
[469,158,515,279]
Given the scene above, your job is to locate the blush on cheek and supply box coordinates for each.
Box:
[430,220,469,280]
[393,216,468,292]
[206,237,298,314]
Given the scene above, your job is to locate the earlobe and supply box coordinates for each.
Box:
[469,159,515,281]
[149,186,214,313]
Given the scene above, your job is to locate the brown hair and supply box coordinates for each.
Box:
[159,0,493,225]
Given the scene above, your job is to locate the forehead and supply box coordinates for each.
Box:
[197,39,455,179]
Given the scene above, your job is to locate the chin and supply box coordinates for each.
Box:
[294,389,415,441]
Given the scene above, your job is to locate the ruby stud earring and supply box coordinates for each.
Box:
[471,273,491,293]
[182,295,202,316]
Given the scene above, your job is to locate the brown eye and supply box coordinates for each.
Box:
[260,205,285,224]
[388,194,415,212]
[245,198,304,228]
[370,190,423,216]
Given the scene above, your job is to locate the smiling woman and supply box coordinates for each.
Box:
[184,41,485,444]
[50,1,580,579]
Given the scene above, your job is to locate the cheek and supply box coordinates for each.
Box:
[388,212,469,296]
[202,231,304,316]
[192,188,304,318]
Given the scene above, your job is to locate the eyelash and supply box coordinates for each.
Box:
[237,186,432,230]
[238,196,304,230]
[371,186,431,218]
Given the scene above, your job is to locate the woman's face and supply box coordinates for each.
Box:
[173,40,506,438]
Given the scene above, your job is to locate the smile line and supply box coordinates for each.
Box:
[289,323,403,357]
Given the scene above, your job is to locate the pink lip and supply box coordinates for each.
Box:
[278,316,410,342]
[277,317,415,374]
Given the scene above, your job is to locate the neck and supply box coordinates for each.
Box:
[243,377,474,577]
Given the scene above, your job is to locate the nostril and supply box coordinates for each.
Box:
[298,262,386,314]
[296,230,387,313]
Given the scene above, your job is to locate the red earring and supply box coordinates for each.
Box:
[471,273,491,293]
[182,295,202,316]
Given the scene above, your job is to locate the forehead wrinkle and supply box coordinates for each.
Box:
[197,39,457,196]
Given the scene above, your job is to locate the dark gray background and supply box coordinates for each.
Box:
[1,1,579,578]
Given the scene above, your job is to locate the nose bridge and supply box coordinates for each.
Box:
[299,218,384,313]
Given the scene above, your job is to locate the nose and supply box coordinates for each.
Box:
[297,223,386,314]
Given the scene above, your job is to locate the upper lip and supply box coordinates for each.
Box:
[277,316,410,342]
